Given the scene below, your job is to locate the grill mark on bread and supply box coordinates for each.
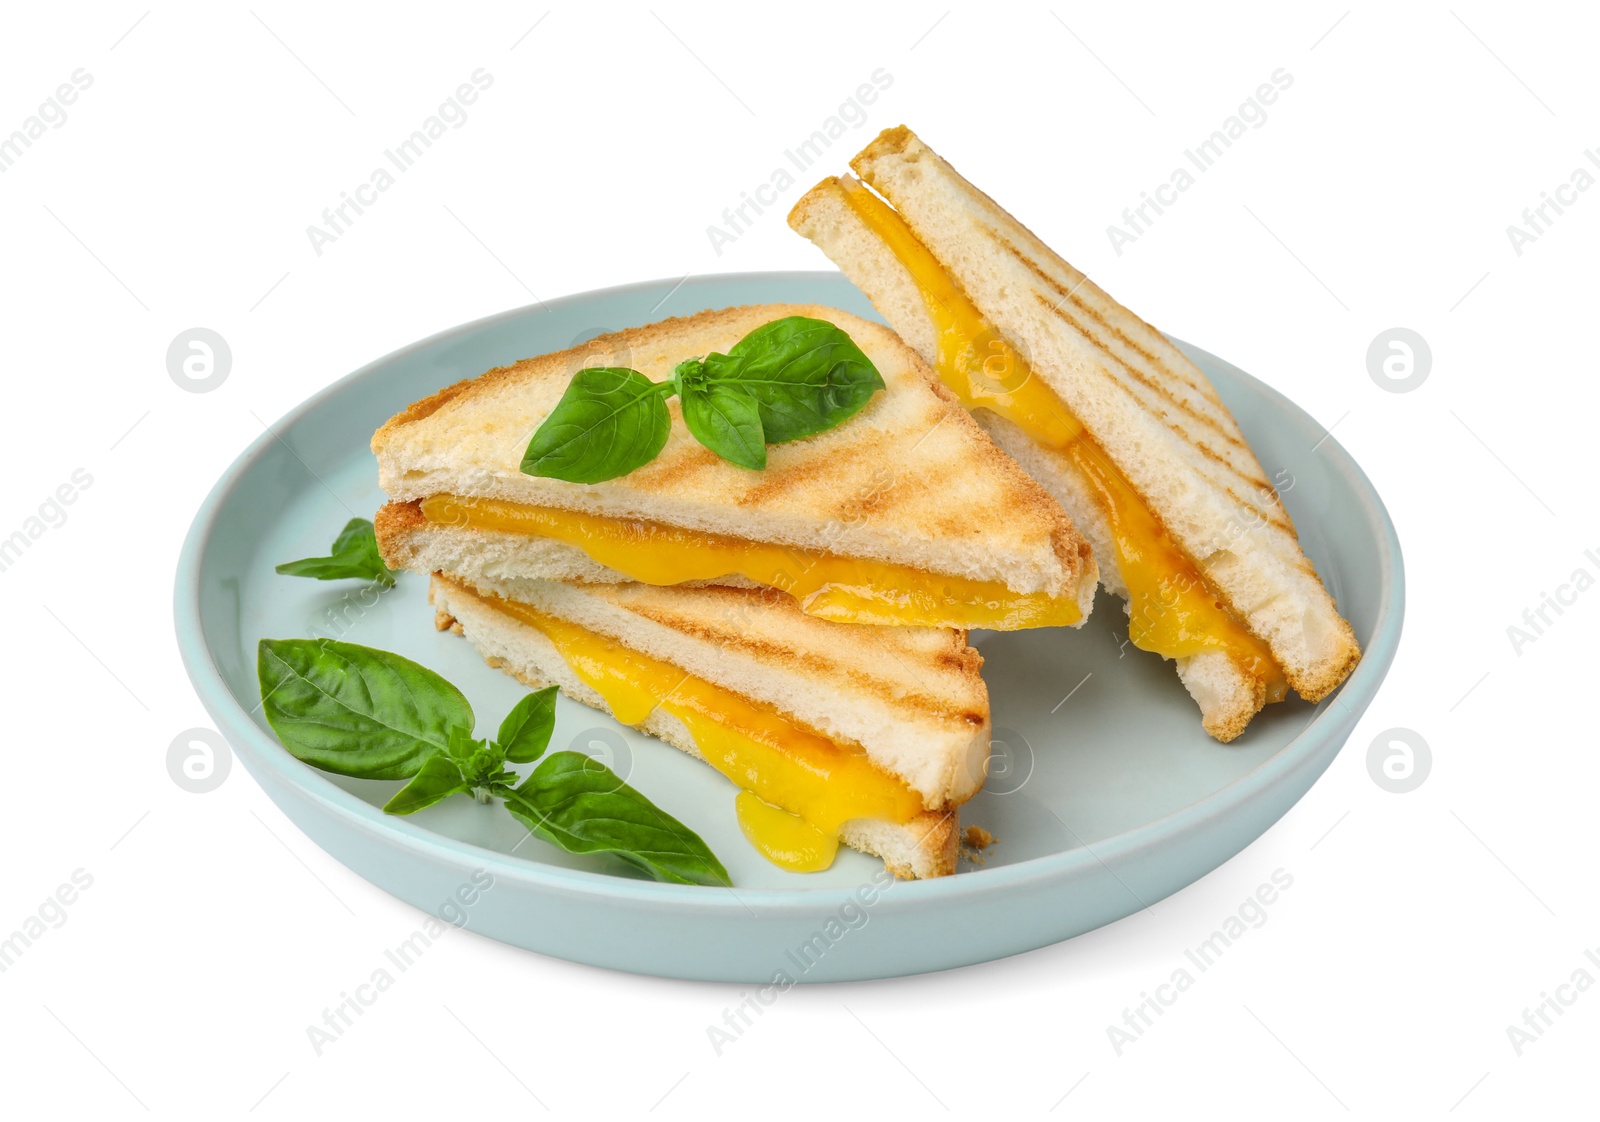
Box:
[935,647,980,673]
[630,439,723,490]
[1021,353,1292,545]
[997,240,1244,449]
[1013,245,1215,404]
[1037,291,1224,439]
[1189,440,1295,535]
[451,575,992,732]
[1028,291,1294,530]
[731,429,876,509]
[1191,439,1273,495]
[904,354,1093,586]
[623,601,987,728]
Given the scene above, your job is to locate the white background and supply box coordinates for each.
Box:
[1,2,1594,1117]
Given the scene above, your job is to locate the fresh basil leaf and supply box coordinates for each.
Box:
[520,367,671,484]
[257,639,474,780]
[496,687,558,764]
[383,755,471,815]
[678,377,767,470]
[275,518,395,587]
[331,516,378,556]
[504,752,731,887]
[704,316,885,443]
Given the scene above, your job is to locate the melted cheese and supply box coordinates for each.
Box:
[733,791,838,873]
[421,494,1079,630]
[840,177,1285,695]
[484,595,924,872]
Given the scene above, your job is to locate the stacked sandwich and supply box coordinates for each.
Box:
[372,128,1360,880]
[373,304,1097,879]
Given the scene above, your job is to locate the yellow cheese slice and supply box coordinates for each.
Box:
[421,494,1079,631]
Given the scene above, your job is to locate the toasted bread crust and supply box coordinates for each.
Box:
[373,496,427,546]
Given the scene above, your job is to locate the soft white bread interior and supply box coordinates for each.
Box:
[373,303,1095,610]
[788,128,1360,736]
[429,574,986,878]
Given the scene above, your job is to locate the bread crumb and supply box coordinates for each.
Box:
[960,824,995,865]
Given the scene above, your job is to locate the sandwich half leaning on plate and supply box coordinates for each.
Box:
[372,303,1098,632]
[789,127,1360,741]
[426,572,989,878]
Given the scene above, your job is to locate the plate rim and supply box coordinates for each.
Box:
[174,270,1405,912]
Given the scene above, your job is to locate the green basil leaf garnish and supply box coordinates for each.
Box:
[518,316,883,483]
[257,639,474,779]
[255,648,731,885]
[383,754,472,814]
[496,686,558,764]
[678,373,767,470]
[504,751,732,887]
[705,315,885,443]
[275,518,395,587]
[520,367,671,484]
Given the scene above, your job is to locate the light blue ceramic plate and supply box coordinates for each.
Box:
[175,271,1402,982]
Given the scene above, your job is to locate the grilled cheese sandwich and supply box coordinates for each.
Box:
[373,303,1098,631]
[429,573,989,878]
[790,127,1358,738]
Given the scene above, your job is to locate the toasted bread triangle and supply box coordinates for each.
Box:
[428,573,985,878]
[373,303,1094,609]
[789,128,1360,738]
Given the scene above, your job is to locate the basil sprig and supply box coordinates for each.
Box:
[521,315,885,483]
[275,518,395,587]
[257,638,731,887]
